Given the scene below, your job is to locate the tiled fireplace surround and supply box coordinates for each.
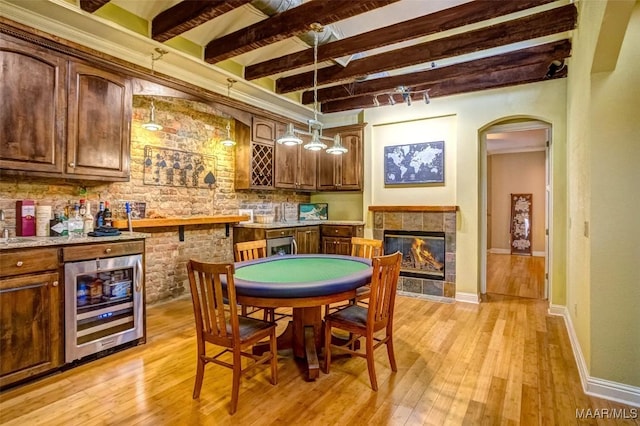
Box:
[370,206,458,301]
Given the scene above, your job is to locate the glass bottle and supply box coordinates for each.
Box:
[96,201,105,228]
[83,201,94,235]
[103,201,113,227]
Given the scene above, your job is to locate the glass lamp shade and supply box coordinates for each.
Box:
[276,123,303,146]
[142,101,162,131]
[326,134,348,155]
[304,129,327,151]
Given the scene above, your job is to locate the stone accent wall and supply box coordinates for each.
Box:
[0,96,309,303]
[372,210,457,300]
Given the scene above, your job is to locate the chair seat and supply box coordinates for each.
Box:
[356,285,370,298]
[326,304,368,328]
[234,316,276,341]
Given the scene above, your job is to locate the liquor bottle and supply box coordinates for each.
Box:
[68,203,83,237]
[79,199,87,217]
[103,201,113,228]
[49,213,64,237]
[96,201,105,228]
[83,201,94,235]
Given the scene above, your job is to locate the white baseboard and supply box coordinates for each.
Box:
[455,292,480,304]
[551,305,640,407]
[532,251,545,257]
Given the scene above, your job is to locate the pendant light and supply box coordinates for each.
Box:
[142,48,168,131]
[276,23,347,155]
[220,121,236,147]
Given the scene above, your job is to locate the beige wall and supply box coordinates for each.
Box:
[567,0,640,387]
[489,151,546,254]
[353,79,567,301]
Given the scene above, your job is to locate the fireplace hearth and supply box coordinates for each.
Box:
[384,230,445,280]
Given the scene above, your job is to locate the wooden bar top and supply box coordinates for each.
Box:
[111,215,249,229]
[368,206,458,212]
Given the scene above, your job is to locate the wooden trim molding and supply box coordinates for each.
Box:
[368,206,458,212]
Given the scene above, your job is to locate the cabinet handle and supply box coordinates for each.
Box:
[52,281,58,287]
[280,231,284,235]
[16,261,23,267]
[105,248,112,254]
[68,162,75,168]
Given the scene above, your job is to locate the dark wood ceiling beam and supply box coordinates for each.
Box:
[152,0,252,42]
[321,62,568,113]
[277,3,577,94]
[302,39,572,104]
[245,0,555,80]
[79,0,110,13]
[204,0,399,63]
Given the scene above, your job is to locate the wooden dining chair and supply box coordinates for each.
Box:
[325,237,383,315]
[233,240,274,322]
[323,251,401,391]
[187,260,278,414]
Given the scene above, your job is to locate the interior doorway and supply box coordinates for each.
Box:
[480,120,551,300]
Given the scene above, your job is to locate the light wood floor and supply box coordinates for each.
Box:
[486,253,545,299]
[1,295,637,425]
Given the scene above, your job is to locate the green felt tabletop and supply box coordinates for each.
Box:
[235,257,369,283]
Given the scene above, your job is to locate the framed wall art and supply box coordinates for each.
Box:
[384,141,444,185]
[510,193,532,255]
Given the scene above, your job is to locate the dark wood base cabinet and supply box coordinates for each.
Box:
[321,225,364,255]
[0,248,62,388]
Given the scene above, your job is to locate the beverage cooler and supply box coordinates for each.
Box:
[64,254,144,362]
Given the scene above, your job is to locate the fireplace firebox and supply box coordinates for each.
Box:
[384,230,445,280]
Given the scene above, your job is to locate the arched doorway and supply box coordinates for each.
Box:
[479,119,552,300]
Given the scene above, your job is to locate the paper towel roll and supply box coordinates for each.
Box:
[36,205,52,237]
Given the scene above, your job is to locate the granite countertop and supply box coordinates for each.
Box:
[0,232,149,250]
[235,220,365,229]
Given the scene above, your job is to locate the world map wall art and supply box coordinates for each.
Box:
[384,141,444,185]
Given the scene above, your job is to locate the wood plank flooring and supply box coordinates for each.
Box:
[486,253,545,299]
[1,294,637,425]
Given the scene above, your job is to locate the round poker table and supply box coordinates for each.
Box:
[231,254,373,381]
[233,254,372,300]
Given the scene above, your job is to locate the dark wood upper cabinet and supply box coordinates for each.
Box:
[317,124,365,191]
[66,62,131,180]
[0,32,132,182]
[252,116,276,144]
[274,129,317,191]
[0,35,66,174]
[236,118,275,190]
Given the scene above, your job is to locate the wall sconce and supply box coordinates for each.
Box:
[220,121,235,147]
[142,48,168,131]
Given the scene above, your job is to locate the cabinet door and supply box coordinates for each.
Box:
[252,117,276,144]
[274,142,298,189]
[336,129,362,190]
[0,35,66,174]
[297,143,317,191]
[322,237,351,255]
[0,272,62,387]
[296,226,320,254]
[67,62,131,180]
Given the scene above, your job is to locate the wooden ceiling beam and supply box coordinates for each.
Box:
[276,3,577,94]
[245,0,555,80]
[152,0,252,42]
[321,62,568,113]
[79,0,110,13]
[204,0,399,63]
[302,39,572,104]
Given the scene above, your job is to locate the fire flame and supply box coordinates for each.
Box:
[410,238,444,271]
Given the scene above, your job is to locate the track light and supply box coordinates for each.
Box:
[388,94,396,106]
[423,91,430,104]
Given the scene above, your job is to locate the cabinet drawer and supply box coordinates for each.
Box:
[265,228,296,239]
[63,240,144,262]
[0,248,60,277]
[321,225,353,238]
